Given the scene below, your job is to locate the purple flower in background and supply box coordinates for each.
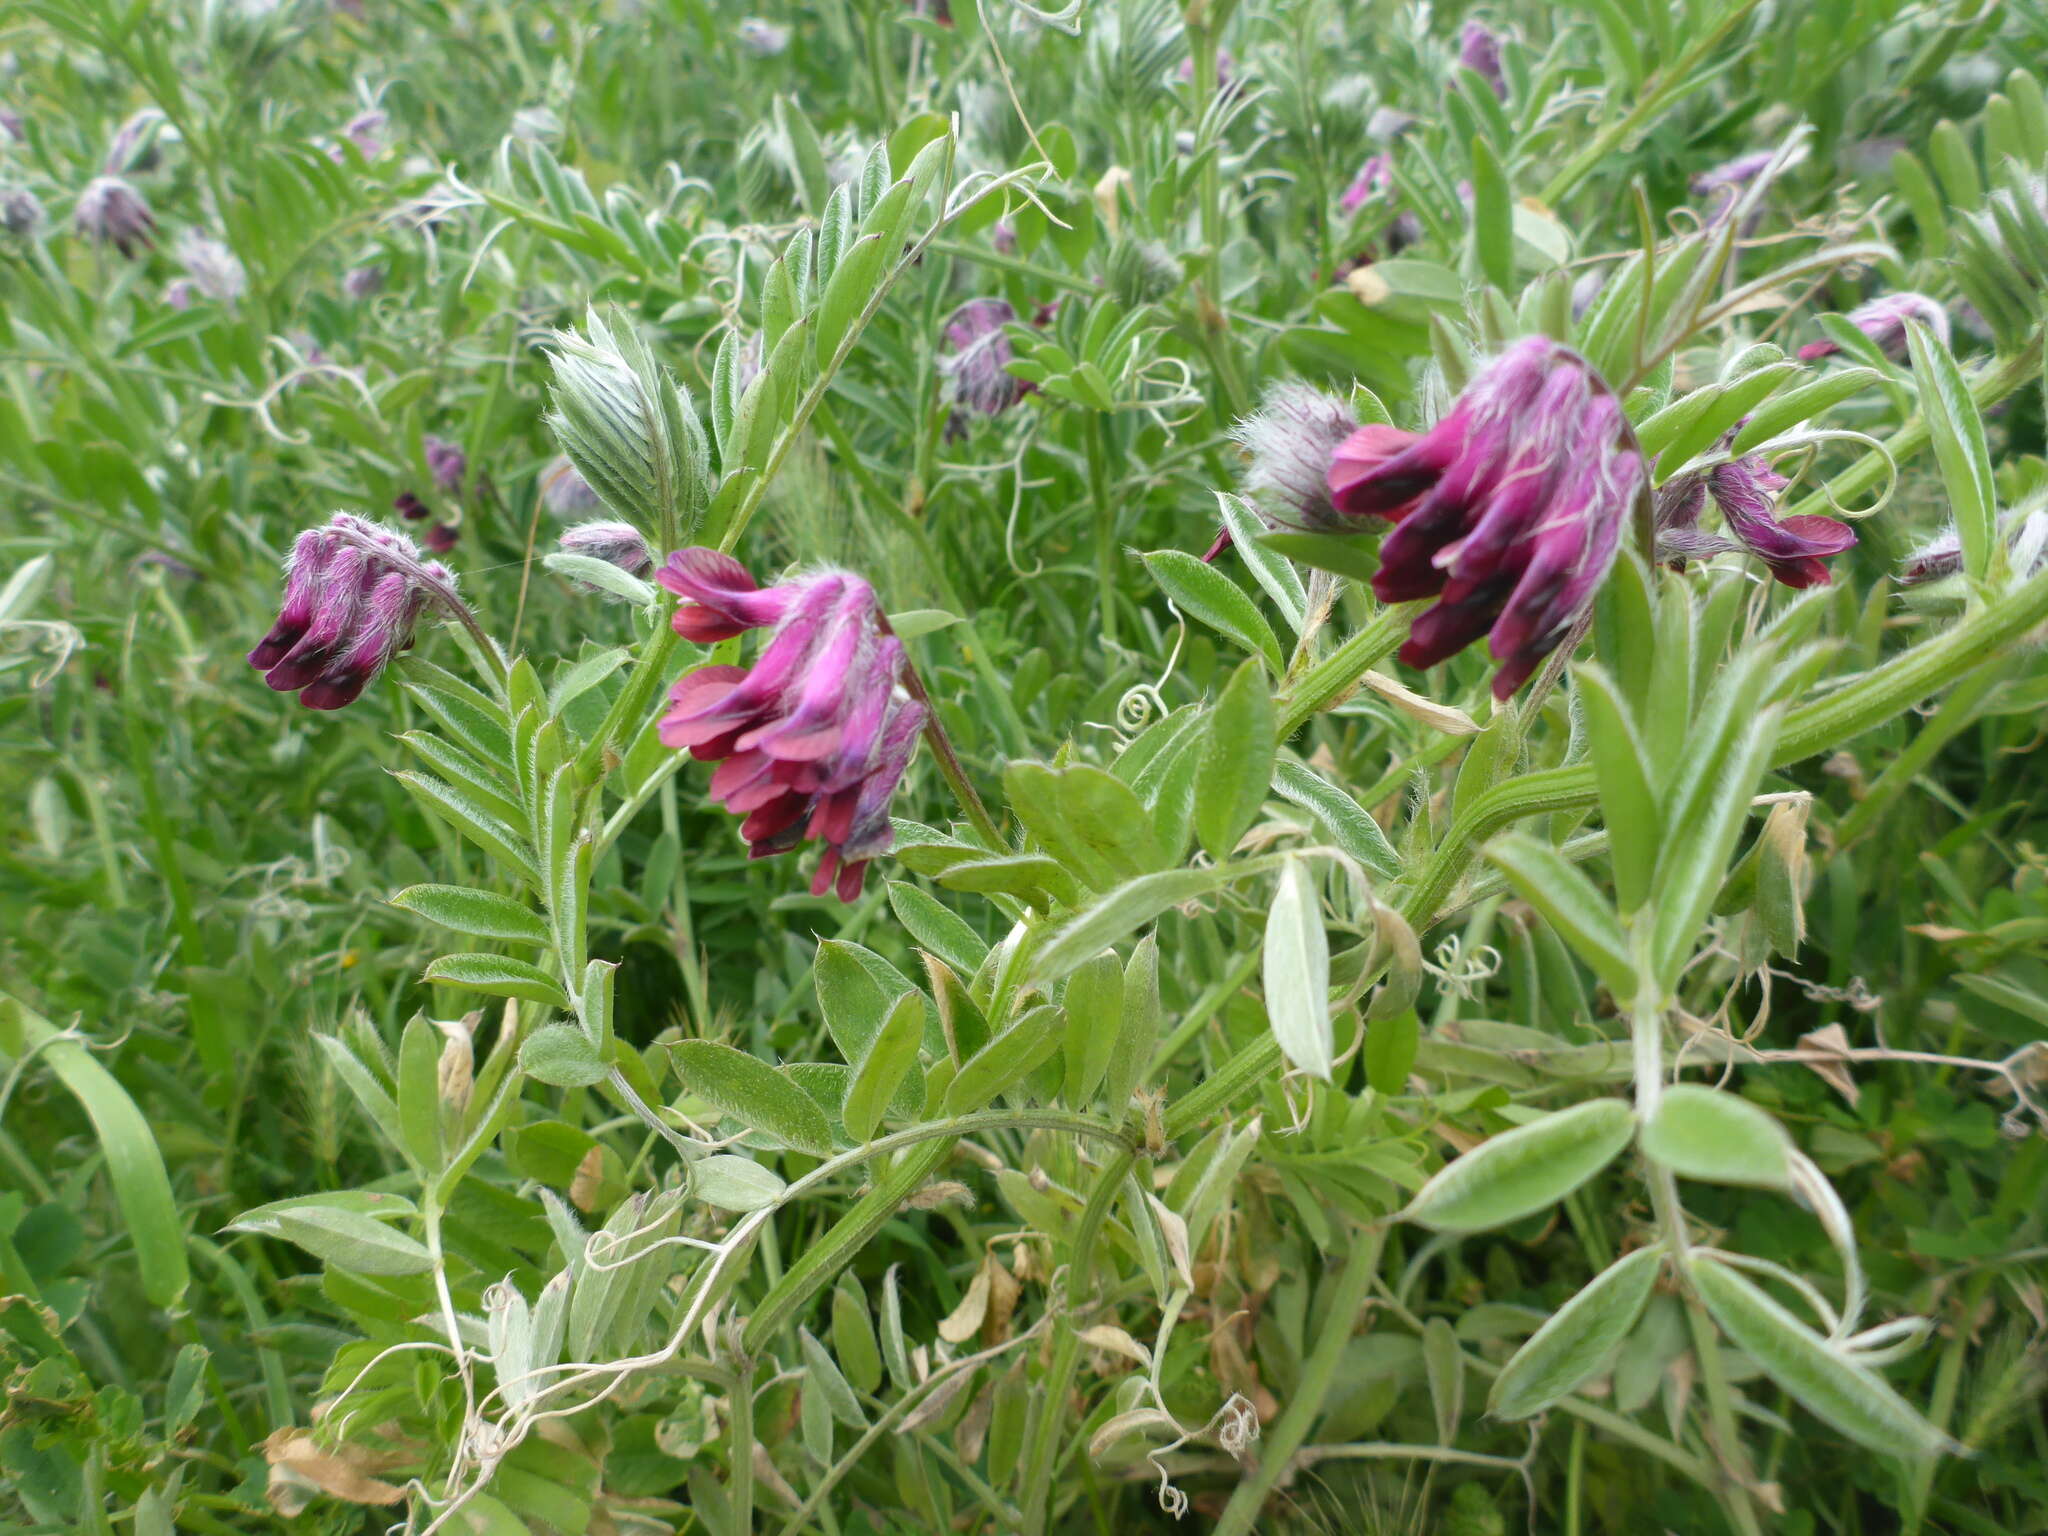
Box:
[175,229,246,305]
[539,453,603,518]
[165,279,197,310]
[1797,291,1948,363]
[1177,50,1237,96]
[73,176,155,256]
[1655,449,1855,588]
[0,110,22,142]
[424,435,466,494]
[1689,151,1781,230]
[737,17,791,54]
[559,521,652,589]
[1340,154,1391,215]
[1367,107,1419,141]
[424,522,459,553]
[343,264,385,300]
[333,109,388,162]
[1458,21,1506,97]
[940,298,1027,424]
[3,188,44,236]
[655,549,925,902]
[1329,337,1644,698]
[105,110,166,174]
[249,513,458,710]
[393,491,429,521]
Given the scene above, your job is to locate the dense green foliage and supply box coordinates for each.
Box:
[4,0,2048,1532]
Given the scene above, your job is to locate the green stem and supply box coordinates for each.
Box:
[1018,1148,1136,1534]
[1087,414,1121,652]
[1781,339,2042,525]
[1537,0,1767,206]
[575,614,679,785]
[1170,557,2048,1150]
[1274,604,1417,739]
[729,1350,756,1536]
[1211,1224,1385,1536]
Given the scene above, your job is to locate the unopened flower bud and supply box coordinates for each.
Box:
[655,549,926,902]
[105,110,167,174]
[249,512,462,710]
[2,188,44,237]
[73,175,155,257]
[1220,383,1360,551]
[559,521,652,593]
[332,109,387,163]
[939,299,1027,424]
[1798,291,1948,363]
[425,522,459,553]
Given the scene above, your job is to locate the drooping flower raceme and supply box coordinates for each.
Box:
[939,299,1027,426]
[1654,449,1856,588]
[655,549,925,902]
[248,513,459,710]
[74,175,154,256]
[1797,291,1948,363]
[1326,336,1644,698]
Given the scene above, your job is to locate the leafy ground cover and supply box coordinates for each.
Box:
[3,0,2048,1531]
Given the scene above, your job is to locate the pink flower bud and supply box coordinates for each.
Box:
[1797,291,1948,363]
[940,299,1027,426]
[559,521,652,588]
[1458,21,1506,97]
[655,549,925,901]
[1225,382,1363,541]
[249,513,461,710]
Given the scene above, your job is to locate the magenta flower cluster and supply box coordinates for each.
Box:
[1324,337,1644,698]
[655,549,925,902]
[248,513,455,710]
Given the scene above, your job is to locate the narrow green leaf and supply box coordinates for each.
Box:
[1264,857,1333,1081]
[1691,1256,1955,1458]
[1403,1099,1636,1233]
[1195,662,1277,862]
[521,1024,609,1088]
[1573,667,1659,913]
[669,1039,833,1155]
[1490,1246,1664,1419]
[843,992,923,1142]
[1003,761,1167,890]
[423,953,571,1009]
[1484,834,1636,1000]
[1061,950,1124,1106]
[391,885,550,946]
[1640,1084,1792,1189]
[1140,550,1287,673]
[1903,320,1996,583]
[944,1004,1064,1114]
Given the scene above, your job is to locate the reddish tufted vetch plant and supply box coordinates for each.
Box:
[655,548,925,902]
[1324,335,1646,699]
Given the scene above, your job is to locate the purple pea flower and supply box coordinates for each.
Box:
[343,264,385,300]
[655,549,925,902]
[1458,21,1506,98]
[1326,337,1644,699]
[393,491,430,521]
[1654,448,1855,588]
[1797,291,1948,363]
[1340,154,1391,215]
[332,109,388,163]
[424,435,466,495]
[940,298,1028,424]
[248,513,459,710]
[73,175,155,256]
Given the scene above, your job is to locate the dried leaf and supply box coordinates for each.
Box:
[1797,1023,1861,1107]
